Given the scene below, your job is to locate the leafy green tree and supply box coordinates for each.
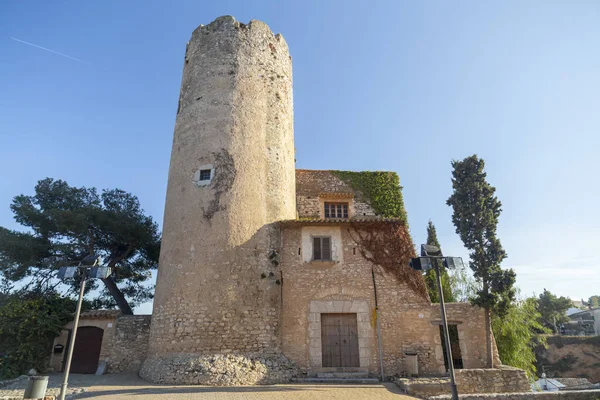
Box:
[537,289,572,332]
[423,220,454,303]
[447,155,516,367]
[589,295,600,308]
[0,290,79,379]
[448,261,480,303]
[0,178,161,314]
[492,296,550,379]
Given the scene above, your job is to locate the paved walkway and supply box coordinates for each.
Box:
[62,374,417,400]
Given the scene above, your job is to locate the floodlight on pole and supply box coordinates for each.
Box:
[421,244,443,257]
[58,255,109,400]
[409,245,461,400]
[444,257,464,270]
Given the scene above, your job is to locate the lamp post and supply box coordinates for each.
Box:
[57,255,110,400]
[409,244,463,400]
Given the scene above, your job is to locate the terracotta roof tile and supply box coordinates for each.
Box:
[79,310,121,319]
[279,217,404,226]
[554,378,593,389]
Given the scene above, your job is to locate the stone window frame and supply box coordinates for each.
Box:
[307,234,340,266]
[318,193,354,219]
[193,164,214,187]
[308,300,372,369]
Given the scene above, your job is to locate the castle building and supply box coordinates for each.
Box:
[136,15,502,384]
[46,17,538,393]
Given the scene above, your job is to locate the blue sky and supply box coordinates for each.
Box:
[1,1,599,313]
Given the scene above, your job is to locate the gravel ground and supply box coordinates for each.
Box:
[0,373,85,399]
[2,373,417,400]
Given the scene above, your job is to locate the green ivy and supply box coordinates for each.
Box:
[331,171,408,223]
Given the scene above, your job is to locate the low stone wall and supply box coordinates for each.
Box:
[430,389,600,400]
[396,377,451,398]
[396,366,531,398]
[455,366,531,394]
[139,353,298,385]
[108,315,151,373]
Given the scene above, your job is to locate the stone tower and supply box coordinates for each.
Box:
[141,16,296,383]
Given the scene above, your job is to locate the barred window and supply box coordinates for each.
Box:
[199,169,212,181]
[313,236,332,261]
[324,202,349,219]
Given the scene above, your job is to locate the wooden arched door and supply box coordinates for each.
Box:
[69,326,104,374]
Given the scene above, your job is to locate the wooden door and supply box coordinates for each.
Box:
[321,313,360,368]
[70,326,104,374]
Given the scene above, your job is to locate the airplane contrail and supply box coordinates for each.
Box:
[9,37,89,64]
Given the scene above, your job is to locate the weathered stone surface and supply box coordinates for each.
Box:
[536,336,600,383]
[430,389,600,400]
[132,13,508,389]
[396,367,530,397]
[108,315,151,373]
[49,312,120,372]
[295,170,376,219]
[144,14,296,379]
[455,366,531,394]
[280,223,500,377]
[140,353,297,385]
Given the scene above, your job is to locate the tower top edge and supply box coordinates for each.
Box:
[191,16,288,47]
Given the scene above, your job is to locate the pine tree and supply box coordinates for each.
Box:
[446,155,516,368]
[0,178,161,314]
[423,220,454,303]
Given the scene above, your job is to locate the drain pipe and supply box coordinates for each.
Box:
[372,266,385,382]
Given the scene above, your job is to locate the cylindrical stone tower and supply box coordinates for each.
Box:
[141,16,296,384]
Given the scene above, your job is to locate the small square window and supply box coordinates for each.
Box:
[199,169,212,181]
[194,165,214,187]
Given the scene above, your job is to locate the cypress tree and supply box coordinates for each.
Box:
[446,155,516,368]
[424,220,454,303]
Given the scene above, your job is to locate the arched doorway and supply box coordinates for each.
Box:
[68,326,104,374]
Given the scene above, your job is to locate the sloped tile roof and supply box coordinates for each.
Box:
[279,217,404,226]
[79,310,121,319]
[554,378,593,389]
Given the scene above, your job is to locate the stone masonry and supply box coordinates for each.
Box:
[108,315,151,373]
[141,15,296,383]
[49,310,120,372]
[134,15,522,390]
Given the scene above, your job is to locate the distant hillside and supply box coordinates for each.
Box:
[536,336,600,383]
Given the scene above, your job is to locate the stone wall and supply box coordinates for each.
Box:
[140,353,297,385]
[397,367,531,398]
[536,336,600,383]
[295,170,376,219]
[455,366,531,394]
[108,315,151,373]
[432,303,502,369]
[280,224,496,378]
[49,311,119,372]
[430,390,600,400]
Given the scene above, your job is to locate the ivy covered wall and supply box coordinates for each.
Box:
[331,171,408,223]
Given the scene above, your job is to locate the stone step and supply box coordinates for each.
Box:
[293,377,380,384]
[316,372,370,379]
